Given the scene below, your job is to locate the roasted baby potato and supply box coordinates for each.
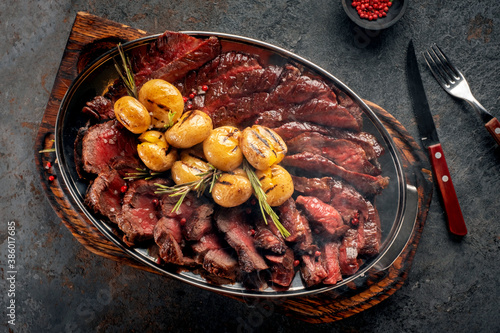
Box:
[114,96,151,134]
[170,148,210,185]
[203,126,243,171]
[255,164,294,207]
[166,110,213,149]
[137,130,177,172]
[212,169,253,207]
[240,125,287,170]
[138,79,184,128]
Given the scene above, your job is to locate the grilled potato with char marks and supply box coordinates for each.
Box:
[255,164,293,207]
[212,169,253,207]
[240,125,287,170]
[137,130,177,172]
[166,110,213,149]
[114,96,151,134]
[138,79,184,129]
[170,147,210,185]
[203,126,243,171]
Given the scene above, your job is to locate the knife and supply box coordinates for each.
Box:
[406,40,467,236]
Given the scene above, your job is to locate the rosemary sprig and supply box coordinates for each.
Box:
[155,166,221,213]
[113,43,137,98]
[124,168,165,180]
[242,160,290,238]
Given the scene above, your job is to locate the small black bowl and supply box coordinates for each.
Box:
[342,0,408,30]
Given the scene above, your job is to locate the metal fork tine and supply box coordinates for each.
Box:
[432,43,461,79]
[423,51,449,88]
[427,46,456,85]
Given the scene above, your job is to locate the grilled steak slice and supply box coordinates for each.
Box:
[84,169,126,224]
[215,208,268,273]
[277,198,316,254]
[81,120,138,175]
[283,152,389,195]
[265,248,295,288]
[203,249,239,281]
[295,196,348,238]
[321,242,342,285]
[254,217,286,254]
[74,124,89,179]
[358,202,381,256]
[82,96,115,121]
[300,254,328,287]
[133,31,220,87]
[272,121,384,160]
[161,194,214,241]
[339,228,361,276]
[116,179,166,246]
[154,216,194,266]
[291,176,334,203]
[287,132,381,175]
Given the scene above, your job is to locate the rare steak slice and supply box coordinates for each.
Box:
[265,248,295,288]
[203,248,239,281]
[161,193,214,242]
[116,179,167,246]
[81,120,138,175]
[272,121,384,160]
[321,242,342,285]
[133,31,221,87]
[358,202,381,256]
[253,216,287,255]
[295,196,348,238]
[339,228,361,276]
[300,254,328,287]
[283,152,389,195]
[215,208,268,273]
[287,132,381,176]
[82,96,115,121]
[154,216,194,266]
[277,198,316,254]
[84,169,126,224]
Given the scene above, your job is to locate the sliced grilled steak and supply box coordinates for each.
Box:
[116,179,166,246]
[321,242,342,285]
[283,152,389,195]
[358,202,381,256]
[82,96,115,121]
[215,208,268,273]
[277,198,316,254]
[203,249,239,281]
[295,196,349,238]
[81,120,138,175]
[339,228,361,276]
[161,193,214,241]
[272,121,384,160]
[84,169,126,224]
[287,132,381,175]
[253,216,287,254]
[154,216,194,266]
[300,254,328,287]
[265,248,295,288]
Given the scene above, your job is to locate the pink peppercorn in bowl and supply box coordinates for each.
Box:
[342,0,408,30]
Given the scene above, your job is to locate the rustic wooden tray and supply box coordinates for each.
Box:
[35,12,433,323]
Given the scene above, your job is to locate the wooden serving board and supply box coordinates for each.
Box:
[35,12,433,323]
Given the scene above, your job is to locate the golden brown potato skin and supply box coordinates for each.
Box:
[255,164,294,207]
[138,79,184,128]
[212,169,253,207]
[137,130,177,172]
[114,96,151,134]
[166,110,213,149]
[240,125,287,170]
[170,148,210,185]
[203,126,243,171]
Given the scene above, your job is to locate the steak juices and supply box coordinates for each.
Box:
[75,31,388,290]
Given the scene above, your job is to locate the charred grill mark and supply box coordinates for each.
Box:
[264,127,286,152]
[219,180,232,186]
[180,111,194,126]
[265,184,277,194]
[230,146,239,153]
[157,103,167,109]
[187,152,209,163]
[117,114,130,126]
[182,161,206,173]
[252,130,271,149]
[249,141,266,158]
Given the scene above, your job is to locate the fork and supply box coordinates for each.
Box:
[423,44,500,146]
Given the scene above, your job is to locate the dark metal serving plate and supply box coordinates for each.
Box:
[55,31,418,298]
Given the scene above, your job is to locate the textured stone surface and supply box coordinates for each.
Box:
[1,0,499,332]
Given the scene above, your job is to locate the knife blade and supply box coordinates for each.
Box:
[406,40,467,236]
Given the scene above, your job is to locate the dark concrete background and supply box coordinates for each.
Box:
[1,0,499,332]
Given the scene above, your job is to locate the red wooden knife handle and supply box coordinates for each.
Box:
[428,144,467,236]
[485,117,500,146]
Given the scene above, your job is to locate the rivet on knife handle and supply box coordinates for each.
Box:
[485,117,500,146]
[428,143,467,236]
